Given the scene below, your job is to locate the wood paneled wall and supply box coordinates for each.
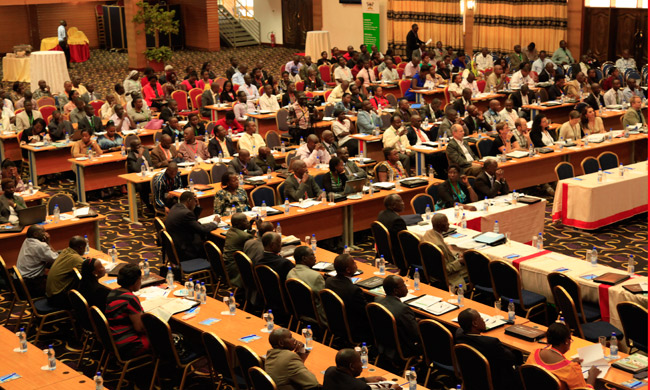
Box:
[584,7,647,64]
[0,6,30,53]
[168,0,219,51]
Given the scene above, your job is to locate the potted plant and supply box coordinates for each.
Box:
[132,1,179,71]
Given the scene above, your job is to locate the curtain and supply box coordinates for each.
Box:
[387,0,464,57]
[473,0,568,54]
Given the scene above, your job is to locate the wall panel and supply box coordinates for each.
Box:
[0,6,30,53]
[36,2,101,48]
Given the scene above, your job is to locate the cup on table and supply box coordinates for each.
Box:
[505,232,511,246]
[599,336,609,356]
[494,299,503,320]
[304,236,311,245]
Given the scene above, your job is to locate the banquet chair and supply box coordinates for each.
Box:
[285,278,325,335]
[489,260,547,321]
[366,302,420,372]
[418,319,458,386]
[204,241,236,299]
[454,344,494,390]
[234,251,260,311]
[210,163,228,184]
[235,345,263,390]
[250,185,276,206]
[418,242,448,290]
[254,265,293,328]
[397,230,425,280]
[597,151,619,170]
[46,192,76,214]
[554,162,574,181]
[319,289,360,347]
[616,301,648,353]
[188,167,211,185]
[410,193,434,214]
[463,250,494,300]
[202,332,245,390]
[519,364,561,390]
[248,367,277,390]
[581,157,600,174]
[547,272,600,323]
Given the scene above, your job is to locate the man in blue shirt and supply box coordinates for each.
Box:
[356,100,381,135]
[58,20,70,67]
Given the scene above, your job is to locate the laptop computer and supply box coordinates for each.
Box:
[0,204,47,233]
[344,178,366,194]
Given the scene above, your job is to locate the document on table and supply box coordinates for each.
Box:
[452,312,506,330]
[577,344,610,379]
[290,199,321,209]
[141,297,198,322]
[198,214,228,227]
[367,286,418,302]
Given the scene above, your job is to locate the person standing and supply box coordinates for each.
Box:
[406,24,425,62]
[58,20,70,67]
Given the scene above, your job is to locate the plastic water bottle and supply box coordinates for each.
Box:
[300,136,305,145]
[302,325,313,350]
[460,213,467,229]
[456,385,462,390]
[84,235,90,255]
[413,268,420,291]
[166,266,174,288]
[265,310,274,331]
[407,367,417,390]
[47,344,56,370]
[28,180,34,194]
[227,127,233,138]
[528,143,534,157]
[619,164,624,177]
[512,190,518,204]
[454,203,461,220]
[369,180,374,196]
[259,200,267,218]
[378,255,386,275]
[53,204,60,223]
[200,282,207,304]
[284,198,290,213]
[428,165,434,180]
[558,137,564,150]
[121,145,126,156]
[610,333,619,359]
[231,204,237,216]
[239,173,244,186]
[360,342,369,368]
[532,234,538,249]
[597,169,603,182]
[311,234,317,252]
[483,196,489,212]
[140,163,146,177]
[281,141,286,153]
[228,292,236,314]
[17,327,27,352]
[276,222,282,235]
[142,259,150,277]
[65,132,70,144]
[508,299,516,321]
[94,372,103,390]
[109,245,118,263]
[457,284,464,307]
[493,220,499,233]
[186,278,194,297]
[344,245,351,254]
[425,204,432,220]
[627,255,634,276]
[590,247,598,267]
[559,317,566,324]
[189,179,195,193]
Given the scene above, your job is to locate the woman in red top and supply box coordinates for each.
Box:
[601,67,621,91]
[370,86,390,110]
[197,70,212,91]
[181,71,199,91]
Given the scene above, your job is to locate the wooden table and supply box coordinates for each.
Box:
[246,112,278,138]
[522,101,576,123]
[21,190,50,206]
[413,87,446,105]
[0,212,104,267]
[205,104,233,122]
[0,133,21,161]
[350,134,383,161]
[22,143,73,184]
[69,153,127,203]
[566,133,648,175]
[369,82,402,99]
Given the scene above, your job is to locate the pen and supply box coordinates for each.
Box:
[399,382,409,387]
[0,373,18,382]
[241,334,257,340]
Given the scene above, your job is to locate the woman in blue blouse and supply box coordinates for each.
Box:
[404,65,430,102]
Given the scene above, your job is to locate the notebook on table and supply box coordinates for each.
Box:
[504,324,546,341]
[593,272,630,286]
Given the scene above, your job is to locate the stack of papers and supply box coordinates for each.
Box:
[367,286,418,302]
[141,297,198,322]
[452,312,507,330]
[408,295,458,315]
[506,151,530,158]
[372,182,396,189]
[577,344,610,379]
[291,199,321,209]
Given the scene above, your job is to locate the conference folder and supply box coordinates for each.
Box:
[593,272,630,286]
[623,283,648,294]
[504,324,546,342]
[473,232,506,246]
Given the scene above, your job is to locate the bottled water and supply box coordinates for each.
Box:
[185,278,194,297]
[590,247,598,267]
[425,204,432,220]
[407,367,417,390]
[369,180,374,196]
[378,255,386,275]
[610,333,619,359]
[53,204,60,223]
[512,190,518,205]
[627,255,634,276]
[300,136,305,145]
[94,372,103,390]
[311,234,317,252]
[166,266,174,288]
[460,213,467,229]
[189,179,195,193]
[528,143,534,157]
[483,196,489,212]
[559,317,566,324]
[239,173,244,186]
[454,203,461,220]
[344,245,351,254]
[200,282,207,304]
[281,141,286,153]
[597,169,603,182]
[619,164,624,177]
[140,163,146,177]
[493,220,499,233]
[142,259,150,277]
[532,234,538,249]
[360,342,369,368]
[276,222,282,235]
[65,132,70,144]
[84,235,90,255]
[395,179,401,191]
[558,137,564,150]
[260,201,267,218]
[17,327,27,352]
[413,268,420,291]
[537,232,543,249]
[456,284,464,307]
[231,204,237,216]
[302,325,313,350]
[265,310,274,331]
[284,198,290,213]
[217,151,223,163]
[28,180,34,194]
[175,134,180,149]
[47,344,56,370]
[228,292,236,314]
[121,145,126,156]
[109,245,118,263]
[227,128,233,138]
[508,299,516,321]
[428,165,434,180]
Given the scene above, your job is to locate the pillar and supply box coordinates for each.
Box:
[464,8,474,55]
[567,0,584,59]
[124,0,147,70]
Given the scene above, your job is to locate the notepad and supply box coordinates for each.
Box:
[578,344,610,379]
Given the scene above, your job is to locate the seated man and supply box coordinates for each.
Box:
[452,88,473,117]
[382,115,412,174]
[422,214,467,286]
[338,147,367,179]
[238,121,266,154]
[0,178,26,224]
[284,159,323,201]
[324,254,370,340]
[0,159,25,192]
[455,308,523,390]
[438,107,469,138]
[165,191,219,261]
[474,158,510,199]
[178,127,210,161]
[356,100,381,135]
[375,275,421,360]
[257,232,294,282]
[265,328,319,390]
[323,348,398,390]
[150,134,179,168]
[153,161,182,212]
[208,125,236,158]
[126,138,154,211]
[16,225,58,297]
[377,194,407,269]
[287,245,327,325]
[463,105,492,134]
[78,104,104,135]
[321,130,338,157]
[446,124,483,176]
[254,146,280,174]
[228,149,263,176]
[622,96,647,128]
[223,213,254,288]
[243,221,275,263]
[46,236,86,308]
[296,134,331,168]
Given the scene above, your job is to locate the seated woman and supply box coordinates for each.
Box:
[220,81,237,103]
[97,122,124,151]
[526,322,599,389]
[489,122,520,156]
[19,118,48,160]
[580,106,604,135]
[530,114,556,148]
[323,156,348,194]
[375,147,407,182]
[105,263,150,359]
[213,171,250,215]
[183,114,207,141]
[127,97,151,125]
[71,129,103,158]
[437,164,478,210]
[79,258,108,311]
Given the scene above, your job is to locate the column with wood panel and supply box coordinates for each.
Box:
[124,0,147,69]
[567,0,584,62]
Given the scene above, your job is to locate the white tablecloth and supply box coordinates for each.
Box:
[29,51,70,95]
[305,31,331,61]
[2,57,31,82]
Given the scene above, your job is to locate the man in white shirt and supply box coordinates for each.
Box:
[296,134,331,167]
[334,57,353,85]
[381,59,399,82]
[58,20,70,67]
[285,55,303,75]
[259,84,280,111]
[615,49,637,74]
[460,73,480,96]
[231,64,247,86]
[238,121,265,155]
[16,225,58,297]
[403,57,421,78]
[233,91,256,121]
[241,75,260,102]
[499,99,519,129]
[474,48,494,72]
[603,79,626,106]
[382,115,412,172]
[509,64,535,89]
[531,51,556,75]
[100,94,116,120]
[327,81,350,104]
[356,61,377,88]
[15,100,43,132]
[109,104,134,132]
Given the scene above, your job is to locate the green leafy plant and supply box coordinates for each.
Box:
[132,1,179,62]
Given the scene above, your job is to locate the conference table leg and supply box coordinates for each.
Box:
[74,164,87,203]
[358,139,368,157]
[27,150,38,184]
[414,151,425,176]
[211,109,218,122]
[93,220,101,250]
[124,181,140,224]
[0,138,5,162]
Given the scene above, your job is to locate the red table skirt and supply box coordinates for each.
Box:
[49,44,90,63]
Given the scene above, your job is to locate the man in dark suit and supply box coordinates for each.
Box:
[405,24,425,62]
[455,308,523,390]
[323,348,399,390]
[164,191,219,261]
[537,62,556,83]
[254,146,280,174]
[77,104,104,135]
[80,83,102,104]
[547,77,566,101]
[446,124,483,176]
[201,82,221,119]
[375,276,421,361]
[284,159,322,201]
[463,105,492,134]
[377,194,407,271]
[228,149,263,176]
[225,57,239,81]
[584,83,605,111]
[159,99,178,123]
[324,254,371,341]
[257,232,294,281]
[452,88,473,117]
[474,158,510,199]
[510,85,537,120]
[208,125,236,158]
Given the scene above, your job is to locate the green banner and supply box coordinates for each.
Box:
[362,0,380,48]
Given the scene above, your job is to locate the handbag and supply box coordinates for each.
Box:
[144,118,164,130]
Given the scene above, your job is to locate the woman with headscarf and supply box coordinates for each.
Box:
[79,257,108,311]
[123,70,142,101]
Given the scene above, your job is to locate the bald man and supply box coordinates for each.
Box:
[257,232,294,282]
[265,328,318,390]
[296,134,331,167]
[377,194,407,272]
[150,133,179,168]
[243,221,275,263]
[284,159,322,202]
[422,214,467,286]
[321,130,338,157]
[228,149,263,176]
[323,348,398,390]
[474,158,509,199]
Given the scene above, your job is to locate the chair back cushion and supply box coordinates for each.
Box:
[454,344,494,390]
